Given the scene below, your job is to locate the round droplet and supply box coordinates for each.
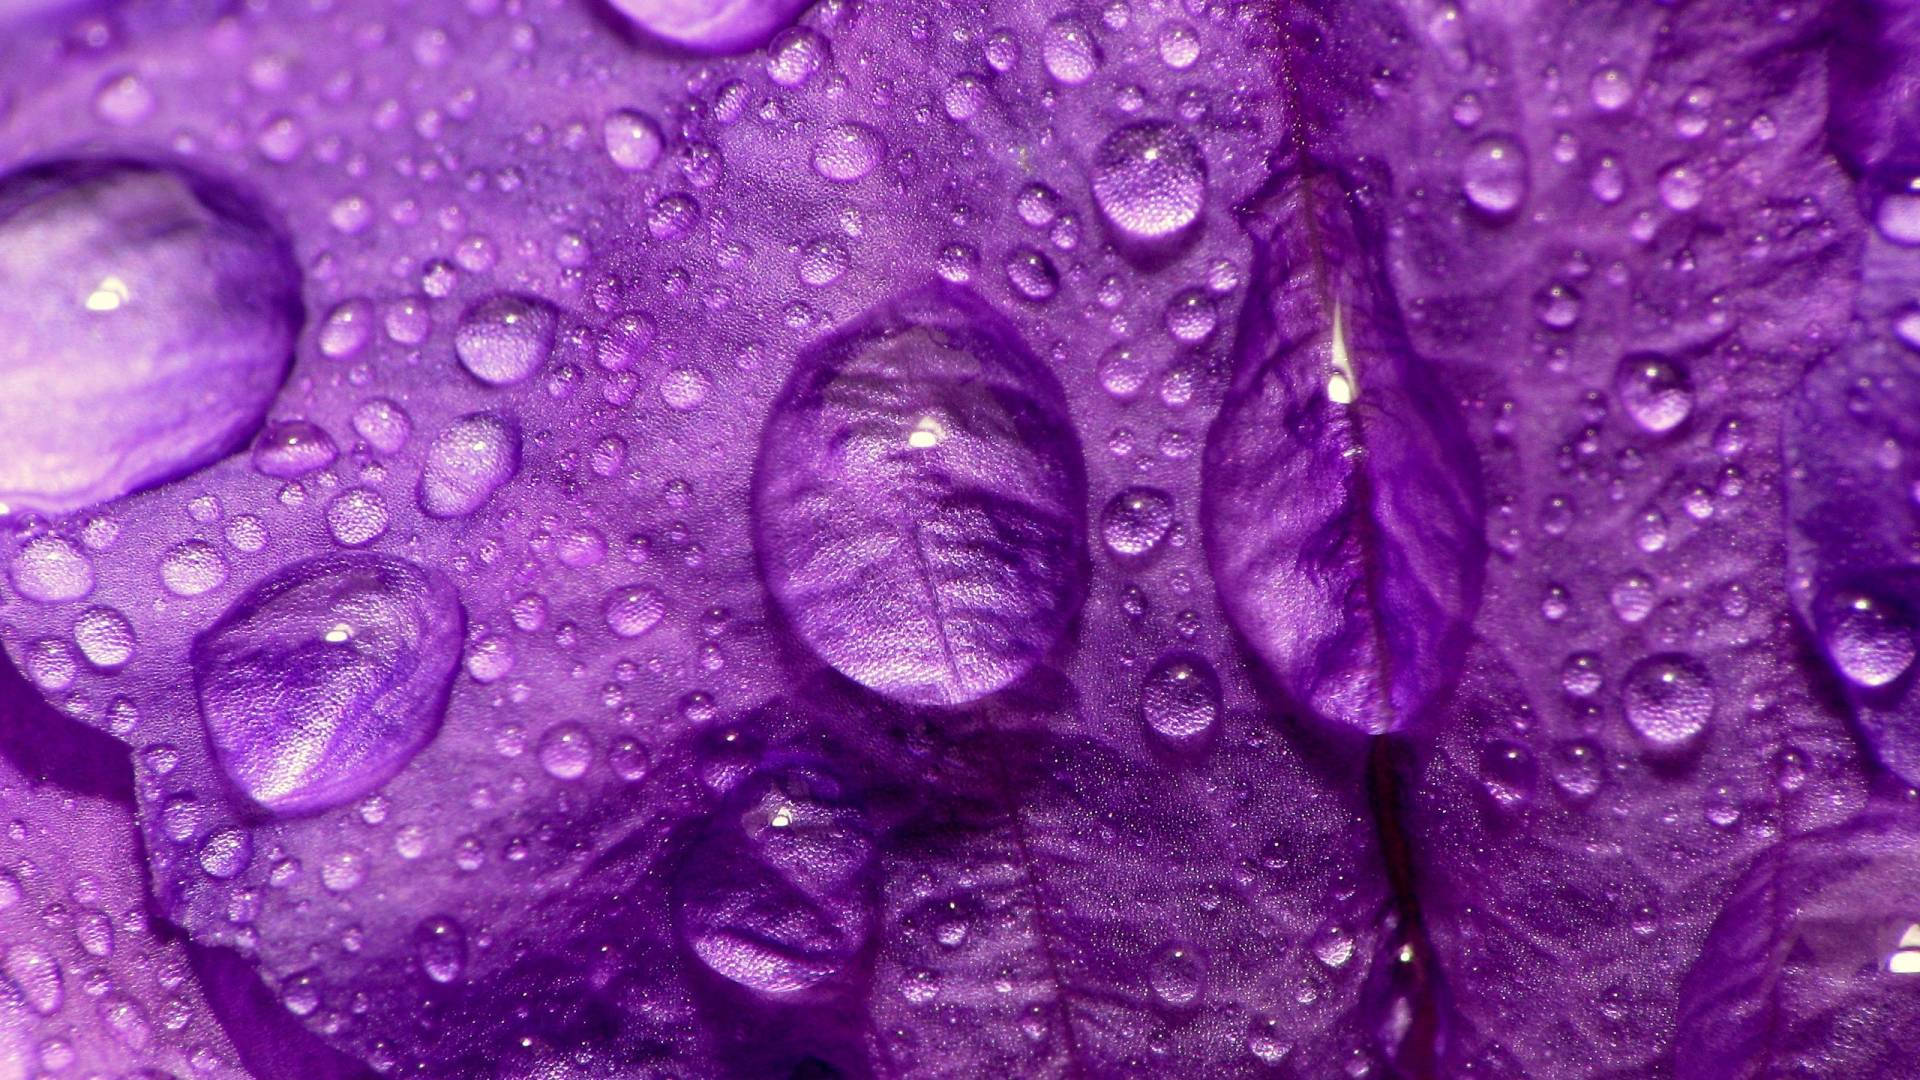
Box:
[10,536,93,603]
[603,109,664,172]
[1149,942,1206,1007]
[454,293,558,387]
[1091,122,1206,239]
[1098,343,1151,400]
[253,420,338,478]
[326,489,389,547]
[1004,247,1059,301]
[418,413,520,519]
[0,159,300,516]
[1462,135,1528,214]
[1140,654,1220,740]
[660,368,712,410]
[604,584,665,638]
[944,73,989,121]
[161,540,228,597]
[1532,282,1582,329]
[1164,289,1217,342]
[414,917,467,984]
[1816,586,1917,689]
[352,398,411,454]
[198,828,252,880]
[813,123,884,182]
[73,606,134,668]
[608,0,809,54]
[1101,486,1175,557]
[537,722,592,780]
[1041,16,1100,84]
[1622,653,1713,748]
[1615,352,1694,434]
[1589,66,1633,111]
[797,235,850,286]
[192,553,464,816]
[766,27,828,84]
[1657,163,1704,212]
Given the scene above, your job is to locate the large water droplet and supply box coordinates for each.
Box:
[418,413,520,519]
[752,286,1087,707]
[1149,942,1206,1007]
[0,159,300,516]
[537,722,593,780]
[3,945,62,1015]
[1140,653,1220,741]
[73,605,134,668]
[1815,586,1917,688]
[1091,121,1206,240]
[1462,136,1528,215]
[192,553,464,816]
[454,293,558,387]
[1041,16,1100,84]
[603,108,664,172]
[1615,352,1694,434]
[1100,486,1175,558]
[1621,652,1713,748]
[9,536,92,602]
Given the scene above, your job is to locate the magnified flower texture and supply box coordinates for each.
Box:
[0,0,1915,1076]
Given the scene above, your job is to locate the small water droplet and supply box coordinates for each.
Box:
[1615,353,1693,434]
[538,722,593,780]
[1622,653,1713,748]
[1100,486,1175,557]
[1462,135,1528,215]
[454,293,558,386]
[1140,653,1220,740]
[1148,942,1206,1007]
[415,917,467,983]
[813,124,884,182]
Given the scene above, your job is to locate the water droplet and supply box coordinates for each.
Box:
[1532,282,1582,329]
[1560,652,1602,698]
[537,722,592,780]
[198,828,252,880]
[1816,586,1917,688]
[1622,653,1713,748]
[1480,740,1536,807]
[3,945,62,1015]
[1657,163,1704,211]
[1100,486,1175,557]
[1615,352,1693,434]
[352,398,412,454]
[418,413,520,519]
[73,605,134,668]
[944,73,990,120]
[1463,136,1528,214]
[10,537,93,603]
[1158,23,1200,69]
[661,367,712,410]
[1004,246,1059,301]
[454,293,558,387]
[767,27,828,85]
[320,849,367,892]
[604,584,665,638]
[318,298,374,359]
[253,420,338,478]
[1589,66,1633,112]
[603,108,664,172]
[414,917,467,984]
[1148,942,1206,1007]
[813,123,884,182]
[326,488,390,547]
[1164,289,1217,342]
[1140,654,1220,740]
[192,554,463,815]
[1091,121,1206,239]
[1877,182,1920,246]
[609,0,806,53]
[160,540,228,596]
[1042,16,1100,84]
[0,160,300,516]
[797,235,850,286]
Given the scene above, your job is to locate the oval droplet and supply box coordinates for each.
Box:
[1091,121,1206,240]
[537,722,592,780]
[1621,652,1713,748]
[414,917,467,984]
[813,123,884,182]
[191,553,464,816]
[1462,135,1528,215]
[9,536,93,603]
[1148,942,1206,1008]
[454,292,558,387]
[0,159,300,517]
[603,584,665,638]
[417,413,520,519]
[252,420,338,478]
[751,285,1087,707]
[73,605,134,668]
[1041,16,1100,84]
